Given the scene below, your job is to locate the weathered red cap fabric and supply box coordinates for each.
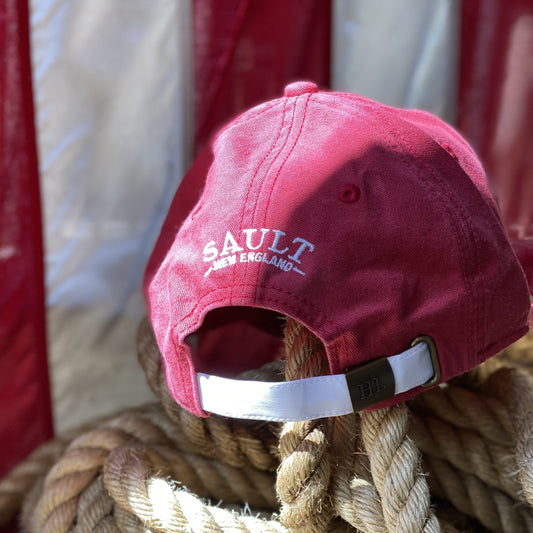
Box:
[144,82,531,420]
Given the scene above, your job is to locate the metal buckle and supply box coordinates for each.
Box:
[410,335,441,387]
[344,357,395,411]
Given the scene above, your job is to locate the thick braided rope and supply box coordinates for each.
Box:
[275,318,335,532]
[330,413,388,532]
[2,323,533,532]
[432,500,491,533]
[409,410,522,501]
[361,405,441,533]
[0,396,228,528]
[103,444,288,533]
[0,322,286,532]
[103,408,279,508]
[0,416,112,528]
[408,365,533,507]
[21,405,279,532]
[482,367,533,505]
[408,380,513,446]
[424,455,533,533]
[496,331,533,374]
[113,503,154,533]
[70,476,120,532]
[0,431,79,526]
[137,318,279,471]
[330,413,458,533]
[29,426,153,533]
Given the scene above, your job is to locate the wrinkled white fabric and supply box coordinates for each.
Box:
[332,0,460,122]
[31,0,193,431]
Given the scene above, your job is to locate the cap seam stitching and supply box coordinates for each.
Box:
[251,99,298,229]
[237,99,291,306]
[248,98,297,307]
[380,111,475,360]
[310,97,374,117]
[261,93,312,228]
[187,102,286,227]
[215,100,285,144]
[251,94,311,307]
[169,325,198,414]
[371,105,482,363]
[163,264,187,410]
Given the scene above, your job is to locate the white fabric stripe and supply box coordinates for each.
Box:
[332,0,460,123]
[31,0,193,432]
[198,342,435,421]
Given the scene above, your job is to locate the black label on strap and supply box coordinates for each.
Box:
[345,358,395,411]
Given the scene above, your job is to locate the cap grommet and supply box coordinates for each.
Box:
[339,184,360,203]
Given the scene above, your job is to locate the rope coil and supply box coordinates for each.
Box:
[0,319,532,532]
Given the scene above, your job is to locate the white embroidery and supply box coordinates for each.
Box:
[203,228,314,277]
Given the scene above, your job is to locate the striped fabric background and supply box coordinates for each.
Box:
[1,0,532,483]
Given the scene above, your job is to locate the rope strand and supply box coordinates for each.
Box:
[276,318,334,532]
[409,410,522,501]
[330,413,388,533]
[424,455,533,533]
[104,445,287,533]
[361,406,441,533]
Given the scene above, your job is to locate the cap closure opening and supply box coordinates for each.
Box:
[411,335,441,387]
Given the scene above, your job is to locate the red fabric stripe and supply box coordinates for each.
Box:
[0,0,53,485]
[458,0,533,287]
[193,0,331,153]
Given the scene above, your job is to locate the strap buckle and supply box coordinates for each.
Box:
[344,357,395,411]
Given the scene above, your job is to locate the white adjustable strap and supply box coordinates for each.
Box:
[197,339,438,421]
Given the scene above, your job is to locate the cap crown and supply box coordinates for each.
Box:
[146,85,530,417]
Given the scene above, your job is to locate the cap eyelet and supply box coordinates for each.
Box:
[339,184,361,203]
[411,335,441,387]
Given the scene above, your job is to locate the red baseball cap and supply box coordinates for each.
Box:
[144,82,531,421]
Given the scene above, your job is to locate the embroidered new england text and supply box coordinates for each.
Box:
[203,229,315,277]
